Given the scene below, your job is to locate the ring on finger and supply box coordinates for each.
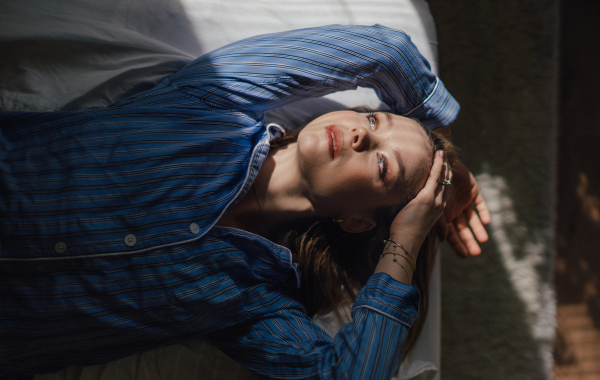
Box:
[438,180,451,186]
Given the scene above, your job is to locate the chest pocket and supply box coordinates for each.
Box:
[167,271,249,332]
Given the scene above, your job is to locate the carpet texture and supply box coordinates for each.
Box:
[426,1,560,379]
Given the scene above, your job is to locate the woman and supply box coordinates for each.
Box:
[0,25,487,379]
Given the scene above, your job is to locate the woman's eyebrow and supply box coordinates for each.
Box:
[381,112,407,184]
[383,111,393,125]
[392,145,407,185]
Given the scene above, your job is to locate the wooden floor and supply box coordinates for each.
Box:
[555,304,600,379]
[554,0,600,378]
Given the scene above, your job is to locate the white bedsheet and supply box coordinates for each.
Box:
[0,1,441,379]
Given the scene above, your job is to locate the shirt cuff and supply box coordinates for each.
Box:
[352,272,420,328]
[405,77,461,130]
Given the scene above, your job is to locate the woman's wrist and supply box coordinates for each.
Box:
[387,235,420,260]
[374,252,414,284]
[374,237,419,285]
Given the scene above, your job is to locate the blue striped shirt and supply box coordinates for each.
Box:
[0,25,458,378]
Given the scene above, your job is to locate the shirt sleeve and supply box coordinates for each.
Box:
[208,273,419,380]
[117,24,459,129]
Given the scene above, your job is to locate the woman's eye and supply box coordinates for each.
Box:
[369,117,376,130]
[367,113,378,131]
[377,154,388,183]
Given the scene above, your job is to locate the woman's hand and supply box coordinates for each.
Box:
[438,159,490,257]
[388,151,450,255]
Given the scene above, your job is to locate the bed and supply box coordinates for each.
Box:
[1,1,442,379]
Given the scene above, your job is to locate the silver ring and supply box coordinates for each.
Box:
[438,180,451,186]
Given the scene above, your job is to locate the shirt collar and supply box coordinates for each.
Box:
[266,123,286,141]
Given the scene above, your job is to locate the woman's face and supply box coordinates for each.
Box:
[296,110,432,219]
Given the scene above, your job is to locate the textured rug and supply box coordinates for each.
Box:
[426,0,560,379]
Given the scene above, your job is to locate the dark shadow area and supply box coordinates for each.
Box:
[440,247,541,380]
[553,0,600,373]
[555,0,600,314]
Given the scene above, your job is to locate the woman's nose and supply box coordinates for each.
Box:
[351,127,372,151]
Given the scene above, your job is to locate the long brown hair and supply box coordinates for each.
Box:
[272,111,455,356]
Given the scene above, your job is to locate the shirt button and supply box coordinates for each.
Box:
[190,223,200,235]
[124,234,137,247]
[54,241,67,254]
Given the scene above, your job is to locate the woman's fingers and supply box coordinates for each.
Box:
[441,160,452,204]
[435,161,450,203]
[446,223,468,257]
[447,206,488,258]
[423,150,445,195]
[454,213,482,256]
[474,192,491,225]
[465,206,489,243]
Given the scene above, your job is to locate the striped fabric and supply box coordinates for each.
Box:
[0,25,457,378]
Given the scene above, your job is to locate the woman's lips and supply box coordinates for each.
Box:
[325,125,342,160]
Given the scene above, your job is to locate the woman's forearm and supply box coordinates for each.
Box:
[160,25,459,128]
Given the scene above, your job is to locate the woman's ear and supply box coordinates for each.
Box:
[338,216,376,234]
